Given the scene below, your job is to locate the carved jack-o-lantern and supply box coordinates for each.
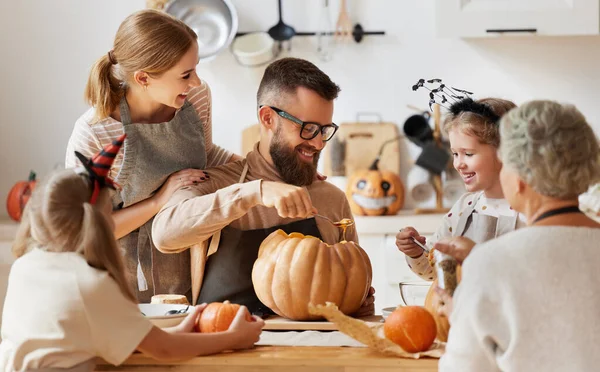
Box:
[346,159,404,216]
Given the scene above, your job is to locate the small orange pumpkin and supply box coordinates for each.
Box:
[345,159,404,216]
[252,230,372,320]
[6,171,37,222]
[196,302,253,333]
[424,265,462,342]
[384,306,437,353]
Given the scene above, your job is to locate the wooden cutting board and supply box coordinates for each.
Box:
[322,121,401,177]
[263,315,383,331]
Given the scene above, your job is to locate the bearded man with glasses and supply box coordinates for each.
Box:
[152,57,375,317]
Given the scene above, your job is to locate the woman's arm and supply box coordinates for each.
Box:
[112,168,209,239]
[112,198,161,239]
[438,253,501,372]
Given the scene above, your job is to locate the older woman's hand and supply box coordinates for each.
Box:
[433,236,476,264]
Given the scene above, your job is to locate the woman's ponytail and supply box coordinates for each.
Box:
[84,54,123,122]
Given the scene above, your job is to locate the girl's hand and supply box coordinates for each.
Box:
[228,306,265,350]
[153,169,209,208]
[433,236,476,264]
[395,227,426,258]
[173,304,207,333]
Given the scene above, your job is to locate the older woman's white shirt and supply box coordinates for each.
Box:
[439,226,600,372]
[0,248,153,371]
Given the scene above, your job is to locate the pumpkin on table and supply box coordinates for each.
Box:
[6,171,36,222]
[252,230,372,320]
[384,306,437,353]
[346,158,404,216]
[196,302,253,333]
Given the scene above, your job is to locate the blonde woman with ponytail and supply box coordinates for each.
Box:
[65,9,242,303]
[0,145,263,372]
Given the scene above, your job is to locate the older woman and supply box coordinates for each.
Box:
[436,100,600,371]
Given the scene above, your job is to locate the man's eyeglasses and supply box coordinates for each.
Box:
[260,105,339,142]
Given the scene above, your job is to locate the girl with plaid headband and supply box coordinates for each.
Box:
[1,139,263,372]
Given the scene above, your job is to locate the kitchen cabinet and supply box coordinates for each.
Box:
[436,0,599,37]
[354,213,443,314]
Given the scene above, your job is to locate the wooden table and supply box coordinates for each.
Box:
[95,346,438,372]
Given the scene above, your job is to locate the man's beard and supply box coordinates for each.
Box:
[270,126,320,186]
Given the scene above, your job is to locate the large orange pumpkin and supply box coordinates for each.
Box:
[6,171,37,222]
[383,306,437,353]
[345,159,404,216]
[424,265,462,342]
[196,302,253,333]
[252,230,372,320]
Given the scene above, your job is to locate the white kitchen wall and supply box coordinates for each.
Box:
[1,0,600,217]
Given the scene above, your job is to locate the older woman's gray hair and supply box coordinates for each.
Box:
[500,100,600,199]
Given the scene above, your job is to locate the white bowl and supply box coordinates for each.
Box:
[231,32,275,66]
[139,303,191,328]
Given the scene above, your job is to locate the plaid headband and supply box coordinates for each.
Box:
[74,133,125,204]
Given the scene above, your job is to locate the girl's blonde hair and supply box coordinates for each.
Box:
[84,9,197,122]
[12,169,135,302]
[444,98,517,147]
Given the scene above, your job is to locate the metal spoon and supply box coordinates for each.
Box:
[314,214,354,241]
[314,214,354,228]
[411,236,430,253]
[399,228,430,253]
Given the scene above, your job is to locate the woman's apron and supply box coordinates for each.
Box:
[197,162,323,315]
[114,97,206,303]
[453,192,519,241]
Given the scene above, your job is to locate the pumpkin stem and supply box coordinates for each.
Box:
[369,157,380,171]
[28,170,36,182]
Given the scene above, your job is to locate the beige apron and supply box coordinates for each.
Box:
[454,192,520,241]
[114,97,207,303]
[198,162,323,315]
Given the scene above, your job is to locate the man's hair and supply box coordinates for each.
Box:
[257,57,340,105]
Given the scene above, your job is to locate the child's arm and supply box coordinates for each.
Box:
[406,215,454,281]
[396,226,435,281]
[398,208,456,281]
[405,253,436,281]
[137,305,264,361]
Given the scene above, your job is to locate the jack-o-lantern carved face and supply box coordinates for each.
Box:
[346,161,404,216]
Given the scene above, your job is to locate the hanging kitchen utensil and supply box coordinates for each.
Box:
[316,0,334,61]
[403,110,449,175]
[335,0,353,42]
[165,0,238,61]
[268,0,296,51]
